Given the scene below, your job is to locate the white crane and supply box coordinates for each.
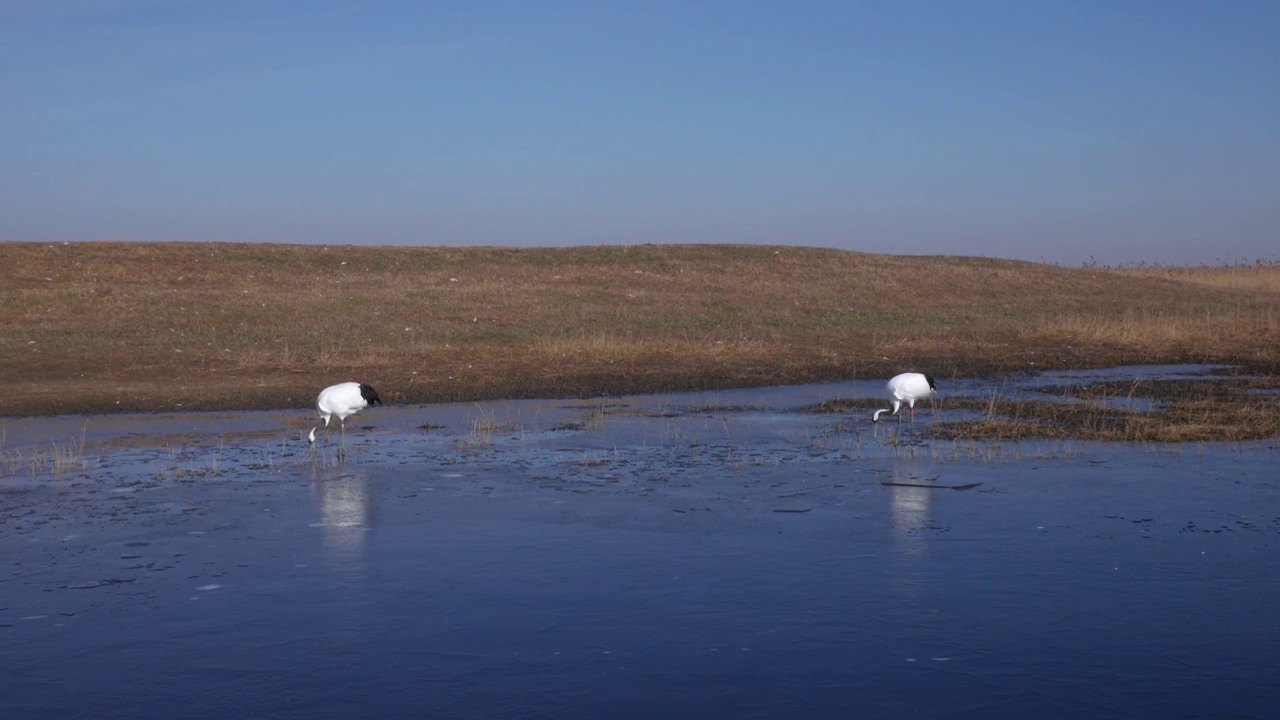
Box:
[308,382,383,459]
[872,372,936,423]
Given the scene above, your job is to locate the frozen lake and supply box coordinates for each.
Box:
[3,368,1279,718]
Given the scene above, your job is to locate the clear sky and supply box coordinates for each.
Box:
[2,0,1277,264]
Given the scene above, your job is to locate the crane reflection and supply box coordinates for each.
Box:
[311,469,377,576]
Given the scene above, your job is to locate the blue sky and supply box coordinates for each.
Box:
[2,0,1276,264]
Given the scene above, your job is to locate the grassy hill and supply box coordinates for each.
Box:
[3,241,1277,416]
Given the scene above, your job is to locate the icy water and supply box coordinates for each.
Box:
[3,367,1279,719]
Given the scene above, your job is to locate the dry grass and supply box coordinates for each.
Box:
[2,241,1279,417]
[1113,260,1280,294]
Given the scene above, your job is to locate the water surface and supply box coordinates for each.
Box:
[3,369,1278,718]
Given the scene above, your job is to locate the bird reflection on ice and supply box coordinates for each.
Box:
[311,470,376,572]
[883,463,939,608]
[887,464,934,558]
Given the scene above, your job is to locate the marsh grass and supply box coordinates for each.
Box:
[456,408,523,450]
[577,452,611,467]
[933,387,1280,442]
[3,242,1279,418]
[553,400,611,432]
[163,455,223,480]
[0,426,94,479]
[1032,376,1280,402]
[50,428,93,477]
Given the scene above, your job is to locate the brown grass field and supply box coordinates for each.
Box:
[3,242,1278,435]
